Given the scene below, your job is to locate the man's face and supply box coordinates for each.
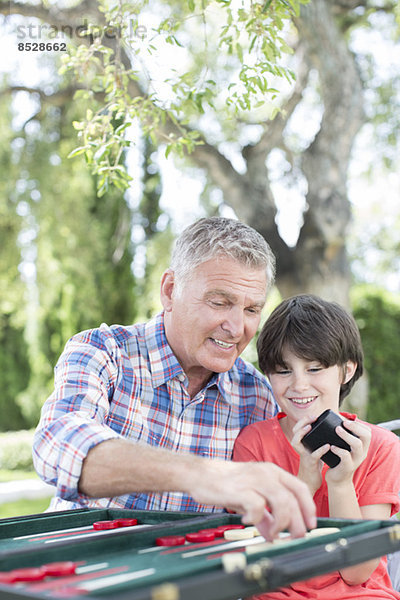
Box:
[161,256,268,387]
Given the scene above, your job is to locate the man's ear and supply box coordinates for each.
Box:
[343,361,357,383]
[160,269,175,312]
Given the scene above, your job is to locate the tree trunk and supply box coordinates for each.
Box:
[193,0,365,307]
[189,0,368,415]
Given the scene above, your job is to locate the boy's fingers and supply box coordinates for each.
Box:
[312,443,330,460]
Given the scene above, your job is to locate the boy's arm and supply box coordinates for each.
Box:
[330,489,390,585]
[325,419,380,585]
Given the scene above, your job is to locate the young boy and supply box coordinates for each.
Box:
[234,294,400,600]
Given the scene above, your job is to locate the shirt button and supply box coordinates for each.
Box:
[178,374,185,383]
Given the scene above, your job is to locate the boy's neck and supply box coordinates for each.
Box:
[278,415,294,443]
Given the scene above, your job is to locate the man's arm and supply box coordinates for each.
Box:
[79,438,316,540]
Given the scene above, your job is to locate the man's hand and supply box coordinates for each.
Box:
[190,459,317,540]
[79,440,316,541]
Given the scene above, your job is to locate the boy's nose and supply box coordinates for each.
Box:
[291,372,309,392]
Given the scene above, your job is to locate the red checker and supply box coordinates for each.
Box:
[198,528,224,538]
[11,568,47,583]
[155,535,186,547]
[0,572,17,584]
[41,562,77,577]
[93,520,120,530]
[186,531,215,543]
[216,524,245,533]
[116,518,138,527]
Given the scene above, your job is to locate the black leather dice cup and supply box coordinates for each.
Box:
[301,409,357,468]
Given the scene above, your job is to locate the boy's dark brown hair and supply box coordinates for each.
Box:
[256,294,364,404]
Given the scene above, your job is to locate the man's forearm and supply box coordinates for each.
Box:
[78,438,317,541]
[78,438,203,499]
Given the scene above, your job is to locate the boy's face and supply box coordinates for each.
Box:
[268,348,356,432]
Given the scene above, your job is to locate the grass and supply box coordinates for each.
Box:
[0,496,52,519]
[0,469,53,519]
[0,469,39,482]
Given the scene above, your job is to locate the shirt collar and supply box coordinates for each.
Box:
[145,312,184,388]
[144,312,234,402]
[214,370,234,403]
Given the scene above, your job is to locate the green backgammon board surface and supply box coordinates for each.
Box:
[0,507,206,553]
[0,509,399,600]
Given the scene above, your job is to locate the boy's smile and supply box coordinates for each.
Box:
[289,396,317,405]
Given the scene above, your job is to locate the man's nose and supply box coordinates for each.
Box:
[221,307,245,338]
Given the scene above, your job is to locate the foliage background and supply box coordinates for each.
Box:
[352,288,400,426]
[0,0,399,437]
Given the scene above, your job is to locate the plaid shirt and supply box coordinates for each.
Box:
[33,312,277,513]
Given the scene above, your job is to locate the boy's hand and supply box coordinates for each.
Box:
[325,420,371,484]
[292,416,329,496]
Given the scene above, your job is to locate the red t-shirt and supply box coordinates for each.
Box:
[233,412,400,600]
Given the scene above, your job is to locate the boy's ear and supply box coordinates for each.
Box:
[343,361,357,383]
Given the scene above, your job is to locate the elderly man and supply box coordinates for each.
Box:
[33,217,315,539]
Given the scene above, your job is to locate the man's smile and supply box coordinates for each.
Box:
[209,338,236,350]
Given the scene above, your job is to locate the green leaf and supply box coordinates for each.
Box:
[262,0,273,13]
[236,43,244,62]
[93,145,109,162]
[67,146,89,158]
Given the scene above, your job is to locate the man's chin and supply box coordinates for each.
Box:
[204,355,238,374]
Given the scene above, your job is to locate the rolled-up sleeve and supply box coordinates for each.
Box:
[32,326,122,501]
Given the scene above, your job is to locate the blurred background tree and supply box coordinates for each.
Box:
[352,288,400,426]
[0,0,399,430]
[0,98,31,430]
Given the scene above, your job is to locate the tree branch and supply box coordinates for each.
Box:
[243,48,311,163]
[189,141,244,207]
[332,0,397,13]
[0,85,77,106]
[0,0,100,27]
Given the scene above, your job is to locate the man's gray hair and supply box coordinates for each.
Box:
[170,217,276,293]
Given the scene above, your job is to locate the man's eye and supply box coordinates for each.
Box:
[246,307,261,315]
